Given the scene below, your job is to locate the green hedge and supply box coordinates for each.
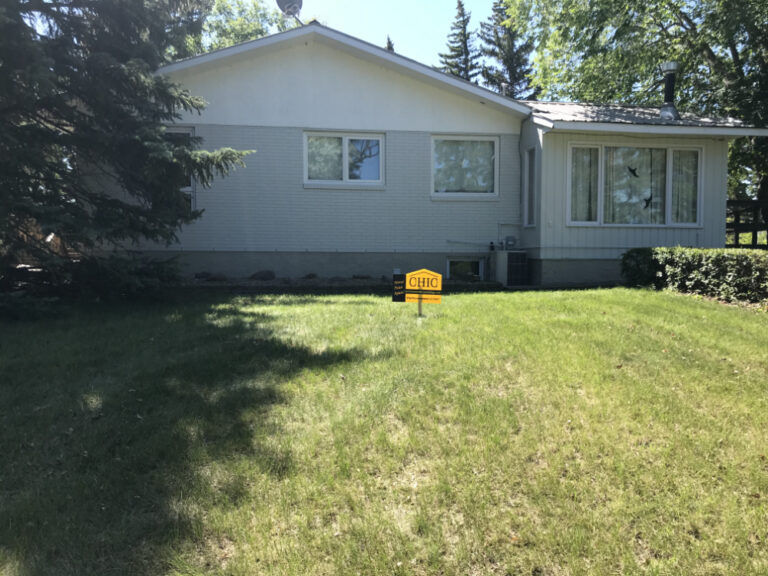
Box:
[621,247,768,303]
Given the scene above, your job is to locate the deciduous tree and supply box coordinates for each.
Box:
[505,0,768,200]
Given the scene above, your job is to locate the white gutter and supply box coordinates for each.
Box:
[529,117,768,138]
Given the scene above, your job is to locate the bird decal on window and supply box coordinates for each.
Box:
[644,194,653,209]
[628,166,639,178]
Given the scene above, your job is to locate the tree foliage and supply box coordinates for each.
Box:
[0,0,246,293]
[504,0,768,200]
[190,0,294,54]
[479,0,537,98]
[439,0,481,82]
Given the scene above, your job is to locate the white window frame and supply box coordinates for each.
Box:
[566,141,703,228]
[523,147,536,227]
[304,131,385,188]
[166,126,196,210]
[431,135,500,201]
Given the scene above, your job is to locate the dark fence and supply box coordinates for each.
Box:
[726,200,768,249]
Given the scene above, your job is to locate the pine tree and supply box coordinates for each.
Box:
[0,0,246,293]
[439,0,480,82]
[479,0,537,99]
[386,35,395,52]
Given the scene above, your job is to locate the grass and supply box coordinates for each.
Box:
[1,288,767,575]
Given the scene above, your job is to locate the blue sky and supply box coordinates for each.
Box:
[297,0,495,67]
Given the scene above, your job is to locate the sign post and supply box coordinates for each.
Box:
[393,269,442,316]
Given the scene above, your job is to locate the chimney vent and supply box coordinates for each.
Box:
[660,61,680,121]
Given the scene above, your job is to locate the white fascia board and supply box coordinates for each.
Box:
[158,23,533,119]
[548,121,768,138]
[159,25,316,74]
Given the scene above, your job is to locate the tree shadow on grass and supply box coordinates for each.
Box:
[0,295,373,575]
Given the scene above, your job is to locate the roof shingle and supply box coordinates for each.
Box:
[519,100,746,128]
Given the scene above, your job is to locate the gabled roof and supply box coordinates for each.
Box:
[523,101,768,137]
[159,21,532,118]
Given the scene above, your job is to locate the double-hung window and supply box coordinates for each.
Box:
[305,133,383,186]
[569,143,701,226]
[432,136,499,198]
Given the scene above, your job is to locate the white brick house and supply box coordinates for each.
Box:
[152,22,768,285]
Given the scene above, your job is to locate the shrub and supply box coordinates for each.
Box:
[622,247,768,303]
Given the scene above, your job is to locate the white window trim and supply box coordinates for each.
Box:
[431,135,500,201]
[166,125,196,210]
[523,147,536,227]
[566,141,703,228]
[304,131,385,189]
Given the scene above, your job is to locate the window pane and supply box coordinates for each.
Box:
[604,147,666,224]
[165,131,193,189]
[449,260,480,280]
[571,147,599,222]
[526,150,536,225]
[308,136,343,181]
[672,150,698,223]
[348,139,380,181]
[434,140,495,194]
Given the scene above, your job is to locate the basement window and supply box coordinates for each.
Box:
[447,259,483,281]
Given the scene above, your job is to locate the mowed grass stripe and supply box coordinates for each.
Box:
[1,289,766,575]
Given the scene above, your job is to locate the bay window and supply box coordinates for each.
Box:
[569,144,701,226]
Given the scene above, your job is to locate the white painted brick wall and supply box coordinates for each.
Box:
[171,126,521,254]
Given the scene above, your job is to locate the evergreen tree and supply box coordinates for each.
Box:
[439,0,480,82]
[479,0,537,99]
[0,0,246,293]
[386,35,395,52]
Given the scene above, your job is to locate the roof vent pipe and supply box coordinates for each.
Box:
[660,61,680,121]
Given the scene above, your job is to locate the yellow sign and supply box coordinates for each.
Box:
[405,269,443,292]
[405,293,442,304]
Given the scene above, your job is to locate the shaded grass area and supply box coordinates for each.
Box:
[1,289,767,575]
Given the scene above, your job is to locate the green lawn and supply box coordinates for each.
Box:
[1,289,767,575]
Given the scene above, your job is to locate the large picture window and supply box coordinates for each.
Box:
[432,137,498,197]
[305,133,383,185]
[604,147,666,225]
[569,144,701,226]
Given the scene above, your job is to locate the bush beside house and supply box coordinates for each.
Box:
[622,247,768,303]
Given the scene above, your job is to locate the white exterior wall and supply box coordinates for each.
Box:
[533,131,729,260]
[170,39,521,134]
[518,119,544,250]
[157,40,524,263]
[172,126,519,254]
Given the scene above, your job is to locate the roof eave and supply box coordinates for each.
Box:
[542,120,768,138]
